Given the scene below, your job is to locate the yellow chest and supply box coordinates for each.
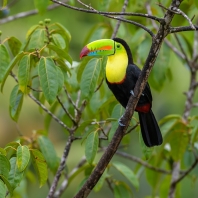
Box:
[106,53,128,83]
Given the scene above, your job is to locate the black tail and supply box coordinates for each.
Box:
[138,110,163,147]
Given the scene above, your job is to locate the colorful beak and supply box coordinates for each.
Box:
[80,39,115,59]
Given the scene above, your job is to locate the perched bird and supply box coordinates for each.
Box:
[80,38,162,147]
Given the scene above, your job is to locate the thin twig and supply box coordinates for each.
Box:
[51,0,155,37]
[73,0,182,196]
[64,86,80,112]
[111,0,129,38]
[57,96,77,125]
[125,122,139,135]
[47,134,74,198]
[28,94,71,132]
[174,34,191,66]
[115,150,171,174]
[51,0,163,22]
[170,25,198,34]
[174,157,198,184]
[54,157,87,198]
[171,7,196,30]
[0,1,69,24]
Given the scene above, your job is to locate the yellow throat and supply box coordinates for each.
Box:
[106,51,128,84]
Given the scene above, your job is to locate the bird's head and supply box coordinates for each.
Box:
[80,38,128,59]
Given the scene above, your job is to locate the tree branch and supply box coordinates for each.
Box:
[111,0,129,38]
[51,0,155,37]
[0,1,69,25]
[73,0,182,197]
[47,134,74,198]
[54,157,87,198]
[115,150,171,174]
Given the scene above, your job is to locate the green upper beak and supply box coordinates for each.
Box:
[80,39,115,59]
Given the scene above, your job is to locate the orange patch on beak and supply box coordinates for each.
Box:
[98,46,112,50]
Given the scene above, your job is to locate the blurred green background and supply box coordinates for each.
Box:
[0,0,198,197]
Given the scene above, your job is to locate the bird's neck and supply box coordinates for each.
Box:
[106,52,128,84]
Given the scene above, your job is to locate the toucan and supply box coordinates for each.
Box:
[80,38,162,147]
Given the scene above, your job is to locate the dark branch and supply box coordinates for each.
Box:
[51,0,155,37]
[47,135,73,198]
[73,0,181,197]
[170,25,198,34]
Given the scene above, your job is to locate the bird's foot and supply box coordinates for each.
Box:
[118,115,125,127]
[130,90,144,96]
[130,90,134,96]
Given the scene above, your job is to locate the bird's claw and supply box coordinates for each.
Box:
[130,90,134,96]
[130,90,144,96]
[118,115,125,127]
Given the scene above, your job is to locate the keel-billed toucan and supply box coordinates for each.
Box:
[80,38,163,147]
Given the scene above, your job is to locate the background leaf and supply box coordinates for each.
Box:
[113,161,139,189]
[0,44,10,83]
[17,146,30,172]
[0,154,10,179]
[31,149,48,187]
[8,157,24,189]
[80,58,101,99]
[38,57,58,104]
[18,55,30,93]
[38,136,59,173]
[34,0,49,14]
[0,179,6,198]
[9,85,24,122]
[85,131,99,164]
[8,36,22,56]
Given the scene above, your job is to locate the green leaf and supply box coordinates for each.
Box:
[16,146,30,172]
[113,161,139,189]
[31,149,48,187]
[195,0,198,10]
[85,131,99,164]
[38,57,58,104]
[0,154,10,179]
[80,58,101,99]
[34,0,49,14]
[38,136,59,173]
[2,0,8,7]
[0,179,6,198]
[25,25,39,40]
[139,131,154,160]
[47,44,73,65]
[8,157,24,189]
[44,102,58,131]
[169,122,189,161]
[52,33,66,49]
[94,169,108,192]
[28,28,45,50]
[1,51,24,92]
[0,175,13,196]
[7,36,22,56]
[0,44,10,83]
[5,142,20,159]
[113,182,132,198]
[0,148,6,156]
[56,67,64,92]
[54,57,71,74]
[54,22,71,41]
[108,104,125,141]
[18,55,30,93]
[9,85,24,121]
[149,42,171,91]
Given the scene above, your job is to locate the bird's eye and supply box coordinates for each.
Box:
[117,44,121,49]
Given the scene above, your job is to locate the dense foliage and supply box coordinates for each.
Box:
[0,0,198,198]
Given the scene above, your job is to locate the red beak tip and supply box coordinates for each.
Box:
[80,46,90,59]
